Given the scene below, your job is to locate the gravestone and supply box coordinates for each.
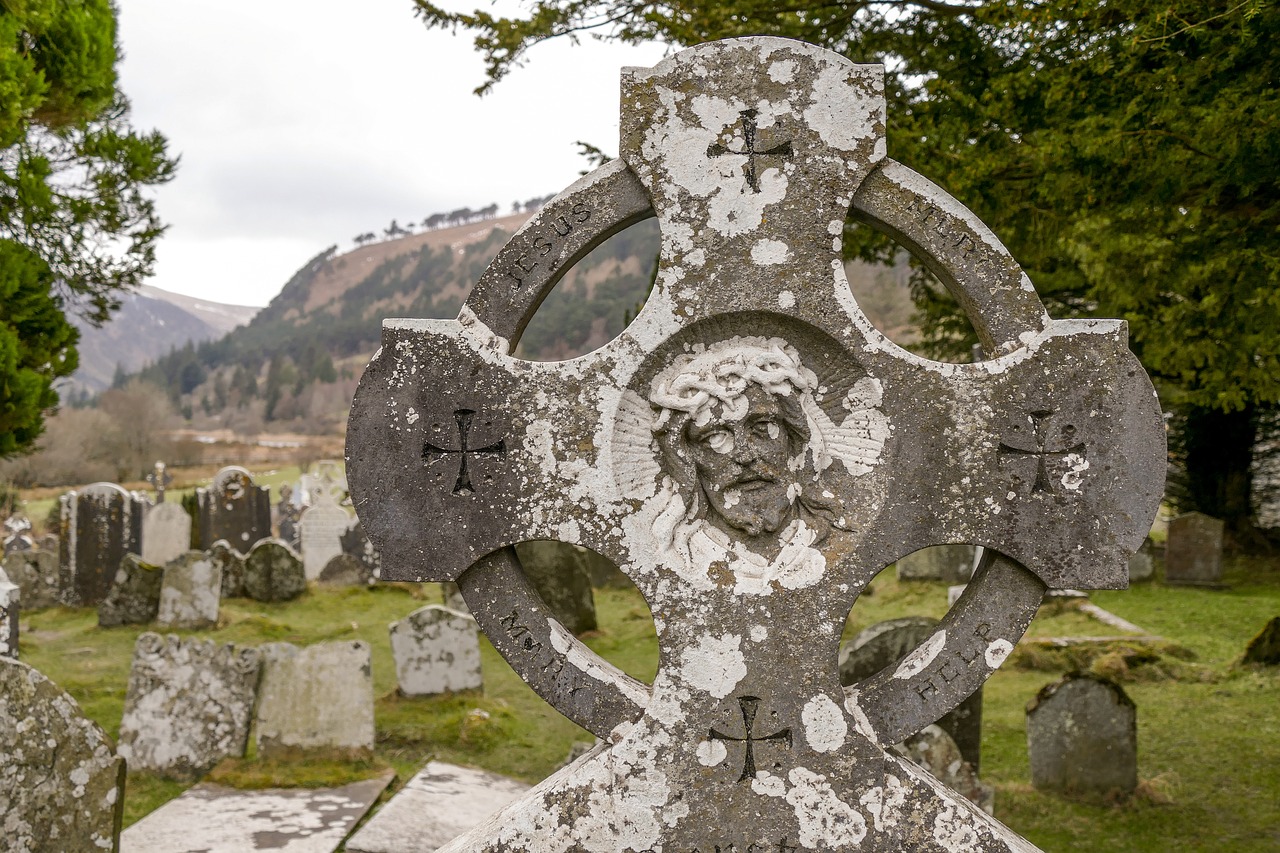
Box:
[145,459,173,502]
[513,540,598,635]
[318,552,374,586]
[1242,616,1280,666]
[59,482,144,606]
[299,462,351,580]
[254,639,375,755]
[196,466,271,550]
[896,544,976,583]
[1164,511,1225,586]
[441,581,469,613]
[389,605,483,695]
[141,502,191,567]
[1026,673,1137,797]
[117,633,262,780]
[346,761,531,853]
[99,553,165,627]
[347,37,1165,851]
[1127,538,1154,582]
[0,656,125,851]
[839,616,983,771]
[340,518,381,580]
[3,548,61,610]
[242,538,307,603]
[898,724,993,815]
[3,512,33,553]
[0,567,18,658]
[156,551,222,629]
[208,539,246,598]
[275,483,302,549]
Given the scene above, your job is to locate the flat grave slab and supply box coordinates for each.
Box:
[119,773,392,853]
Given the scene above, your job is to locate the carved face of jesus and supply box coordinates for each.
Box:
[685,385,797,538]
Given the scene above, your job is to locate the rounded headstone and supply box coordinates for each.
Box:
[98,553,164,628]
[3,549,60,611]
[1026,672,1138,797]
[318,553,374,587]
[209,540,247,599]
[243,539,307,603]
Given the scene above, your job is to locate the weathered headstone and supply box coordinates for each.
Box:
[117,633,262,780]
[275,482,302,549]
[1242,616,1280,666]
[340,518,381,580]
[347,37,1165,851]
[441,581,469,613]
[208,539,246,599]
[3,548,61,610]
[196,466,271,551]
[98,553,165,628]
[59,482,144,606]
[1026,672,1138,797]
[897,724,993,815]
[513,540,598,635]
[1164,511,1225,586]
[0,567,18,658]
[299,463,352,580]
[0,656,125,851]
[389,605,483,696]
[896,544,976,583]
[156,551,222,630]
[345,761,531,853]
[119,774,392,853]
[1127,537,1154,582]
[318,553,374,586]
[254,639,374,755]
[840,616,984,770]
[242,538,307,603]
[141,501,192,567]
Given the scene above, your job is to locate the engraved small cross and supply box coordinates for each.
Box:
[709,696,792,782]
[707,109,793,193]
[422,409,507,496]
[998,409,1085,494]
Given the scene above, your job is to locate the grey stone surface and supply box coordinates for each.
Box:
[3,548,61,611]
[209,539,246,598]
[255,640,374,755]
[0,656,124,852]
[897,544,977,582]
[98,554,164,628]
[0,568,18,658]
[299,465,351,581]
[141,502,191,567]
[840,616,984,771]
[1242,616,1280,665]
[1127,538,1154,582]
[155,551,222,629]
[317,553,374,586]
[897,724,993,815]
[347,36,1168,853]
[340,519,381,580]
[345,761,530,853]
[117,633,261,780]
[59,482,144,606]
[119,773,392,853]
[1165,511,1225,586]
[3,513,33,554]
[243,538,307,603]
[440,581,469,613]
[196,466,272,551]
[389,605,483,696]
[513,540,598,635]
[1026,673,1138,797]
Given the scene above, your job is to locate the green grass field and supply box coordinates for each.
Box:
[16,554,1280,851]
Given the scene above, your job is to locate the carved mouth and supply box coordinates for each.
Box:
[731,476,776,492]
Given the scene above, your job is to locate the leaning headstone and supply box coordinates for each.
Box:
[195,466,271,550]
[0,568,18,658]
[1026,672,1138,797]
[347,37,1166,851]
[254,640,375,755]
[840,616,984,770]
[1242,616,1280,666]
[1164,511,1225,586]
[242,538,306,603]
[208,539,246,599]
[318,552,374,586]
[275,483,302,549]
[155,551,222,630]
[3,548,61,610]
[896,544,976,583]
[389,605,483,696]
[513,540,598,635]
[120,774,392,853]
[141,501,192,567]
[340,518,381,580]
[898,724,993,815]
[98,553,164,628]
[59,482,144,606]
[345,761,530,853]
[117,633,262,780]
[1127,538,1154,582]
[0,656,125,851]
[299,465,352,580]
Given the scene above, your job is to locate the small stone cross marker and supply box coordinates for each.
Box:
[709,695,793,782]
[707,108,793,192]
[422,409,506,496]
[146,461,173,502]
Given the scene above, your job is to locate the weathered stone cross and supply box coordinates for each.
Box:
[349,36,1164,852]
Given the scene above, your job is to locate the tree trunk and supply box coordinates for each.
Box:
[1179,404,1261,548]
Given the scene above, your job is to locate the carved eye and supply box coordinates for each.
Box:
[752,419,780,440]
[702,429,734,454]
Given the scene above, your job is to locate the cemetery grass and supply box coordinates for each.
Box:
[18,558,1280,850]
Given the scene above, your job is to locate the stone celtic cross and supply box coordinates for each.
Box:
[348,37,1163,852]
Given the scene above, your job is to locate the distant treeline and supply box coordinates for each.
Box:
[351,193,557,246]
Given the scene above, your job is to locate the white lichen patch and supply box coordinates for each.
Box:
[678,633,747,698]
[785,767,868,848]
[984,639,1014,669]
[778,289,796,309]
[893,630,946,679]
[801,694,847,753]
[695,738,728,767]
[751,238,793,265]
[858,773,908,833]
[750,624,768,642]
[752,770,788,798]
[842,690,879,742]
[1060,453,1089,491]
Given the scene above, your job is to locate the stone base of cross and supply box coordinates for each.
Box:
[348,37,1163,852]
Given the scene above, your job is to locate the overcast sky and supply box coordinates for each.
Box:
[115,1,668,307]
